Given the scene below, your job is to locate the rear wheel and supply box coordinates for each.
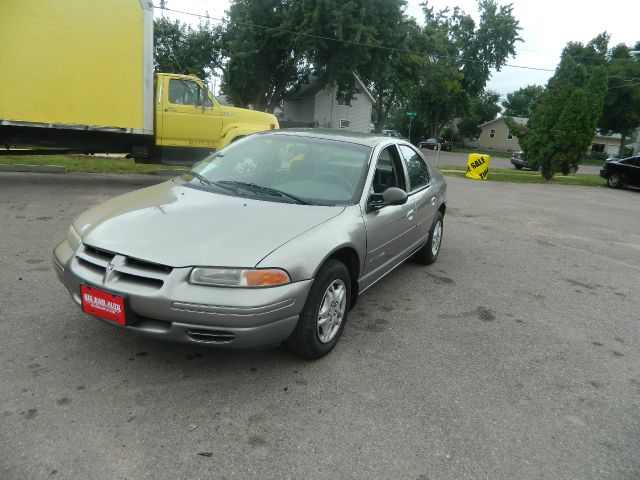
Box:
[514,165,523,170]
[607,173,622,188]
[569,165,578,174]
[285,259,351,359]
[414,212,444,265]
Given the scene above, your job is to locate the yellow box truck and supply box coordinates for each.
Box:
[0,0,278,162]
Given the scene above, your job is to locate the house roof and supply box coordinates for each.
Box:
[478,116,528,128]
[284,72,375,104]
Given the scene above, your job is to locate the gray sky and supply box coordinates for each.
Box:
[159,0,639,98]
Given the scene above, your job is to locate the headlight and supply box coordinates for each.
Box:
[66,224,82,251]
[189,267,291,288]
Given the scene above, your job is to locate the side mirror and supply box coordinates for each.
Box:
[367,187,408,212]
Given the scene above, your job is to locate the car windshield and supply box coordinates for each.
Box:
[179,134,372,205]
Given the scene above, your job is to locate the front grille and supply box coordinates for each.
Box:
[76,244,173,291]
[83,245,115,263]
[187,329,236,344]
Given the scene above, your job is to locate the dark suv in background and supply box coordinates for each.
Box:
[600,156,640,188]
[510,151,578,175]
[417,138,453,151]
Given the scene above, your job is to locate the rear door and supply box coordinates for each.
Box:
[156,75,222,148]
[360,144,418,289]
[630,157,640,185]
[397,144,438,241]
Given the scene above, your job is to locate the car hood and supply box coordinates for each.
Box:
[73,181,345,268]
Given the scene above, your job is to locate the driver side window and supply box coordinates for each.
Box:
[373,146,406,193]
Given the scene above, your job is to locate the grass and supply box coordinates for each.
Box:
[0,155,183,174]
[451,147,512,158]
[439,166,606,187]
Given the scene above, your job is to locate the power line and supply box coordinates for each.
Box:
[155,5,640,82]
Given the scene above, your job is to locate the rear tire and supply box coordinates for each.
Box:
[285,259,351,359]
[515,165,523,170]
[607,174,622,188]
[414,212,444,265]
[569,165,578,174]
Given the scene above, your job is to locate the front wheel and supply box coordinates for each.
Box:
[607,174,622,188]
[569,165,578,174]
[514,165,523,170]
[285,259,351,359]
[414,212,444,265]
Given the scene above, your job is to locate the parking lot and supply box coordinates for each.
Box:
[1,172,639,480]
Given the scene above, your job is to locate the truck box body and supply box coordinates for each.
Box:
[0,0,153,136]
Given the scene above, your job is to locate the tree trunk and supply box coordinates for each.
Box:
[618,133,626,158]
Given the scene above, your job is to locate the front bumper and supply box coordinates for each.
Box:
[53,240,313,349]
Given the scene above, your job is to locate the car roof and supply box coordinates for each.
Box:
[255,128,404,147]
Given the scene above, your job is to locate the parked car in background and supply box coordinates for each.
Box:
[53,130,447,359]
[600,156,640,188]
[417,138,453,151]
[382,129,405,139]
[510,151,579,175]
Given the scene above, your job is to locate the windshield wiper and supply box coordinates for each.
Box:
[185,170,213,187]
[218,181,311,205]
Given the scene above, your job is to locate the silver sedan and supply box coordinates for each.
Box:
[53,130,447,358]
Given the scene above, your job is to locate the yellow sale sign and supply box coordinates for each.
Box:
[466,153,490,180]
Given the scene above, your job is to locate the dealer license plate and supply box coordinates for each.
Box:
[80,285,126,326]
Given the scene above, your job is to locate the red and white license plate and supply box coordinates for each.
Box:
[80,285,126,326]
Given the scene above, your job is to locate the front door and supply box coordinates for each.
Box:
[360,145,417,290]
[156,76,222,148]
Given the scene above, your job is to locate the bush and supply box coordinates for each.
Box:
[586,151,608,161]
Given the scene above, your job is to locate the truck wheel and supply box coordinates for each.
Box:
[569,165,578,174]
[414,212,444,265]
[285,259,351,359]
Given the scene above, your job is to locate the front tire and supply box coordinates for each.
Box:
[414,212,444,265]
[607,173,622,188]
[514,165,523,170]
[285,259,351,359]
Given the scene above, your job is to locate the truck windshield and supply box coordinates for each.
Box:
[179,134,372,205]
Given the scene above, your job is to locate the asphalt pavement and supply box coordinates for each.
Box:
[419,148,603,175]
[1,172,639,480]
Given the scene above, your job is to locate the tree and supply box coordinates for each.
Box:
[410,0,521,137]
[457,90,501,139]
[501,85,544,117]
[517,55,608,180]
[153,16,223,80]
[600,43,640,156]
[563,35,640,157]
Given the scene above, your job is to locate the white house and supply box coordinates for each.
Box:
[279,73,375,133]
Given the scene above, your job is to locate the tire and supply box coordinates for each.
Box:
[413,211,444,265]
[514,165,523,170]
[607,174,622,188]
[569,165,578,174]
[285,259,351,359]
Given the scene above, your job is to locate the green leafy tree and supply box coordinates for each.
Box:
[153,16,223,80]
[563,35,640,157]
[518,55,608,180]
[457,90,501,139]
[600,43,640,156]
[410,1,521,137]
[501,85,544,117]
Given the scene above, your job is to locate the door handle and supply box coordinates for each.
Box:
[430,196,436,205]
[164,108,176,112]
[406,209,415,220]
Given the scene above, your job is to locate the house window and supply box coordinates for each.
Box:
[507,131,513,140]
[489,129,496,139]
[340,119,351,129]
[337,93,352,107]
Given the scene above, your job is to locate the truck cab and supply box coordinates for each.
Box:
[155,73,278,158]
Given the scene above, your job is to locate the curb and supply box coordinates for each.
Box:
[0,164,67,173]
